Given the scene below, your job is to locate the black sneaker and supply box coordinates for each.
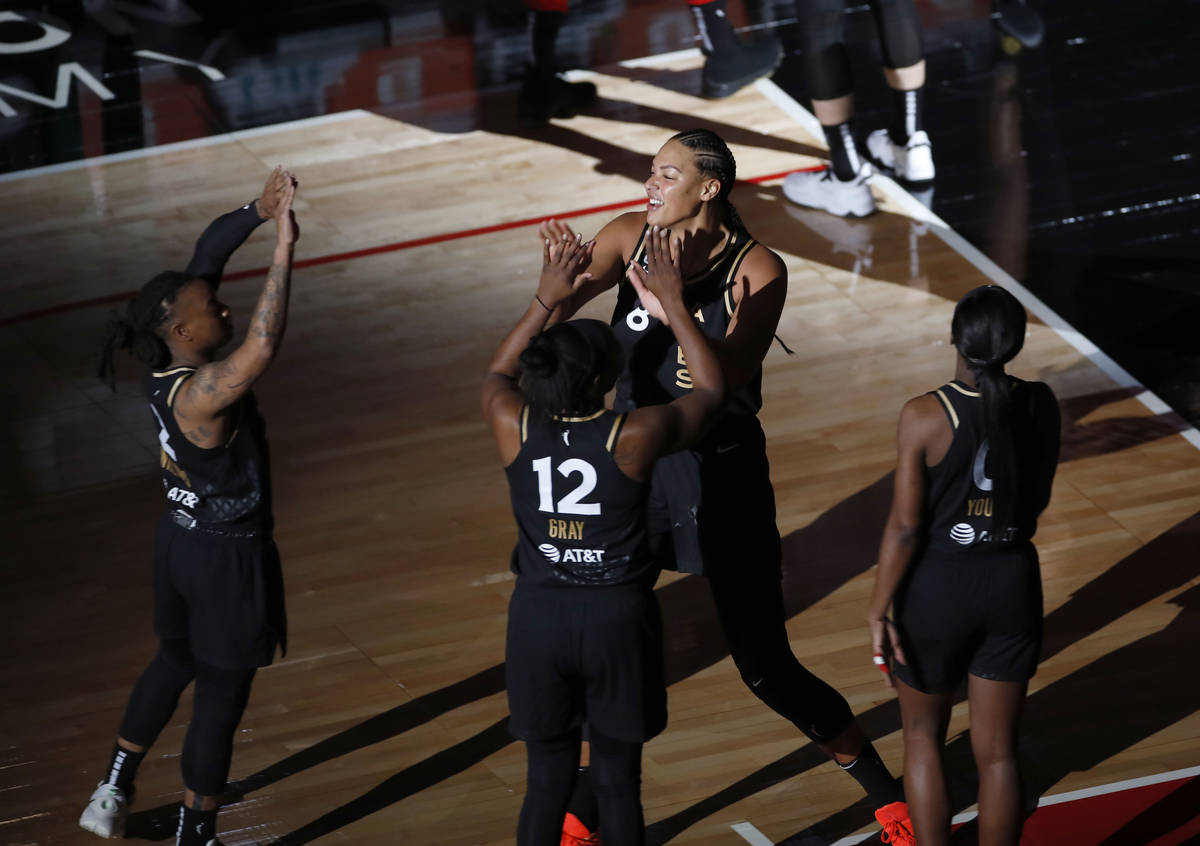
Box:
[701,35,783,99]
[518,66,598,122]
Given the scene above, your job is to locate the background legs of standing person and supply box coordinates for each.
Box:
[783,0,932,217]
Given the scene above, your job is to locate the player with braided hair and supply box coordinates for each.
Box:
[545,129,915,844]
[81,167,297,846]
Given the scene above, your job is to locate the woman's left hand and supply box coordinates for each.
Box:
[868,615,905,691]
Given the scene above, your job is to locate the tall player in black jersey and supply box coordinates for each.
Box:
[868,285,1060,846]
[539,129,914,843]
[483,228,724,845]
[82,168,297,846]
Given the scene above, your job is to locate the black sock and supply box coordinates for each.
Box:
[889,87,925,145]
[527,10,564,75]
[692,0,740,56]
[822,121,863,180]
[104,742,145,793]
[565,766,599,831]
[839,742,903,807]
[176,804,217,846]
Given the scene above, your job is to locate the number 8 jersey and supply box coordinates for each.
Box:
[504,406,655,588]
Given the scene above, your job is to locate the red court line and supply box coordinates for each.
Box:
[2,167,818,328]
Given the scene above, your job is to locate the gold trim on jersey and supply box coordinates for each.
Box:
[520,405,530,444]
[934,389,960,429]
[723,238,758,318]
[552,409,606,423]
[152,366,197,378]
[166,372,192,408]
[606,413,627,452]
[160,449,191,486]
[945,381,982,398]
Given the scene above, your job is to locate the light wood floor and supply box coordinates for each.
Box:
[2,55,1197,845]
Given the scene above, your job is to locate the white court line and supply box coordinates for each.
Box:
[0,108,369,184]
[753,76,1200,454]
[734,765,1200,845]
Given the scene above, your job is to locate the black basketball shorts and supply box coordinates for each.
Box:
[505,581,666,744]
[153,514,286,669]
[893,542,1043,694]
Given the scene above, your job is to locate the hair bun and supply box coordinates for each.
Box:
[519,335,558,378]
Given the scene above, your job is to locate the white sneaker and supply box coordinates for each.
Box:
[783,162,876,218]
[866,129,935,182]
[79,782,130,839]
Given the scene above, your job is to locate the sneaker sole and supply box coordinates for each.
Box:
[782,187,876,219]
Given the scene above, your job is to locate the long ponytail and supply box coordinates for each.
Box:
[951,285,1027,528]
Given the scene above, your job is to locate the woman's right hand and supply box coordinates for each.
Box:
[868,615,905,691]
[626,226,683,324]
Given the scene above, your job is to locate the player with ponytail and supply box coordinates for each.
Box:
[868,285,1060,846]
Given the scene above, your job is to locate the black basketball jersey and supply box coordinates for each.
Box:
[504,407,654,588]
[147,366,272,528]
[924,379,1056,555]
[611,224,762,420]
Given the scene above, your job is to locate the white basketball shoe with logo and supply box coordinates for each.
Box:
[782,161,876,218]
[866,129,935,183]
[79,782,130,838]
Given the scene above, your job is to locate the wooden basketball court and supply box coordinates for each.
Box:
[2,52,1197,845]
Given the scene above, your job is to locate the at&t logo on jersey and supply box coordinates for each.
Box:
[166,486,199,508]
[538,543,606,565]
[950,523,976,545]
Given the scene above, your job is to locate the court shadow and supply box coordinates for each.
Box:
[224,470,1196,844]
[1053,384,1190,464]
[1097,773,1200,846]
[767,512,1200,846]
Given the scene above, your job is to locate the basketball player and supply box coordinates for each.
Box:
[82,167,298,846]
[482,227,725,845]
[868,285,1060,846]
[543,129,915,844]
[782,0,934,217]
[519,0,782,121]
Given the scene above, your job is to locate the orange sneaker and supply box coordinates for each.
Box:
[875,801,915,845]
[561,812,601,846]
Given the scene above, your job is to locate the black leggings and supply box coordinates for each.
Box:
[798,0,924,99]
[119,639,256,796]
[707,543,855,744]
[519,727,643,846]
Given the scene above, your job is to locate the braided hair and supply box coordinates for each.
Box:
[668,128,745,230]
[97,271,194,389]
[951,285,1028,527]
[518,319,622,418]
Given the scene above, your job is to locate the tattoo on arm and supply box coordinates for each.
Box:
[248,257,291,347]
